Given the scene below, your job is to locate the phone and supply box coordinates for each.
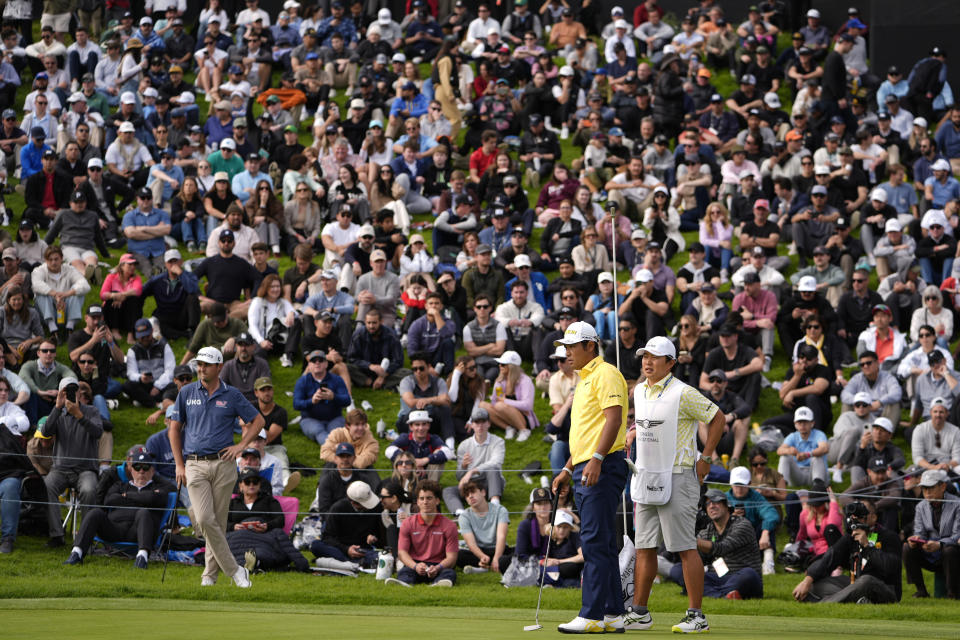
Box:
[65,384,78,403]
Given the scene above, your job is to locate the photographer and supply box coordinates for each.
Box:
[792,501,901,603]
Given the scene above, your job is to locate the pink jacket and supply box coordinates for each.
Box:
[796,501,842,556]
[100,272,143,301]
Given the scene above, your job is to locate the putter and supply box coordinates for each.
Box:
[161,481,181,583]
[523,487,561,631]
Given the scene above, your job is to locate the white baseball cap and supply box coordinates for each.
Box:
[358,224,376,237]
[794,406,814,422]
[558,65,575,77]
[814,164,831,175]
[631,229,647,240]
[636,268,654,283]
[87,157,103,169]
[408,410,432,423]
[550,345,568,360]
[193,346,223,365]
[922,209,949,230]
[884,218,902,233]
[554,321,599,347]
[636,336,676,359]
[932,158,951,172]
[377,8,391,24]
[614,19,629,30]
[729,466,751,485]
[220,138,236,150]
[919,469,948,487]
[58,376,79,391]
[346,481,380,509]
[914,116,928,128]
[807,8,821,18]
[763,92,781,108]
[554,510,576,528]
[597,272,614,284]
[164,249,182,262]
[797,275,817,292]
[870,188,888,202]
[118,121,136,133]
[120,91,136,104]
[495,350,522,366]
[513,254,532,268]
[143,87,158,98]
[852,391,873,405]
[178,91,195,104]
[872,417,894,433]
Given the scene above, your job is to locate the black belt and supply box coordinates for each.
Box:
[186,453,222,461]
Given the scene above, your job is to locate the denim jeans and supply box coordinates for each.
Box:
[920,257,954,287]
[706,245,732,272]
[549,439,570,476]
[182,217,208,245]
[592,309,617,341]
[35,294,84,328]
[300,415,346,445]
[0,476,21,540]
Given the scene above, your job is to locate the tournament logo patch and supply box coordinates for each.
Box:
[635,419,665,429]
[215,400,227,407]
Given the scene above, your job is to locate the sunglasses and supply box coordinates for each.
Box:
[177,375,193,382]
[852,278,867,283]
[919,332,934,338]
[935,432,942,448]
[39,348,56,353]
[854,402,870,408]
[242,478,260,485]
[309,357,324,363]
[132,463,152,472]
[618,326,634,331]
[412,366,426,372]
[679,323,691,329]
[806,324,821,330]
[751,461,767,467]
[708,376,724,383]
[79,359,96,364]
[397,460,414,466]
[859,361,876,368]
[474,304,490,309]
[380,493,394,499]
[296,187,309,192]
[925,296,939,301]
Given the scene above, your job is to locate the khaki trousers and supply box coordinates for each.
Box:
[186,459,238,582]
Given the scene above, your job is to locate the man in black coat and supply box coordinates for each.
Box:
[63,452,175,568]
[23,150,73,229]
[309,479,384,570]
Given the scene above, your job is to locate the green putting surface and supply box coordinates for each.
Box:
[2,598,956,639]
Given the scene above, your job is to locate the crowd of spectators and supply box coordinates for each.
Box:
[0,0,958,601]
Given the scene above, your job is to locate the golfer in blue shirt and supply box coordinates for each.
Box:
[168,346,264,588]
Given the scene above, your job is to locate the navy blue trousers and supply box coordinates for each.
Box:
[573,450,628,620]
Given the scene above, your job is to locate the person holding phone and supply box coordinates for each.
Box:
[903,469,960,598]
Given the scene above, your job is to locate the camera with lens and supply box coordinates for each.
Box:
[844,502,869,533]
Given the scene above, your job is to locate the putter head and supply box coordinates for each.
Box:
[523,624,543,631]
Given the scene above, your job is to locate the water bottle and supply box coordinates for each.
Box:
[380,358,390,370]
[56,306,65,326]
[376,550,395,580]
[376,419,386,437]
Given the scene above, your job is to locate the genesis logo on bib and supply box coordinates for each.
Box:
[635,419,665,429]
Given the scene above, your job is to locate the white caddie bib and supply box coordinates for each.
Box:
[630,376,685,505]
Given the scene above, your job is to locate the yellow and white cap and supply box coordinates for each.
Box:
[553,321,599,347]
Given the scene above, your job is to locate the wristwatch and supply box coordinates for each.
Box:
[700,455,715,465]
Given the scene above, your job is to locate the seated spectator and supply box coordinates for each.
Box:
[585,273,623,343]
[142,249,201,342]
[346,309,407,391]
[684,284,728,336]
[792,500,901,603]
[320,408,380,470]
[795,479,841,560]
[829,393,877,481]
[311,442,380,515]
[495,281,544,362]
[24,149,71,229]
[700,323,763,412]
[873,219,915,279]
[293,349,351,445]
[122,318,175,408]
[726,466,779,575]
[539,509,584,588]
[672,315,709,387]
[776,407,828,486]
[789,246,845,308]
[40,377,103,547]
[44,189,111,280]
[62,451,175,568]
[481,351,538,442]
[856,305,906,373]
[878,262,926,334]
[205,204,259,264]
[356,249,401,328]
[454,479,511,574]
[669,489,762,600]
[903,470,960,598]
[699,202,734,282]
[221,332,271,404]
[0,286,44,363]
[21,340,73,423]
[840,350,902,425]
[99,254,144,344]
[227,468,284,533]
[308,480,384,574]
[386,480,459,588]
[911,399,960,476]
[181,303,244,364]
[917,214,955,287]
[443,407,505,514]
[31,245,91,337]
[700,370,750,466]
[396,354,455,444]
[247,274,295,359]
[407,292,456,375]
[910,289,952,349]
[121,188,171,277]
[463,294,507,383]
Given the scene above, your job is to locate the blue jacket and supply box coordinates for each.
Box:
[725,487,780,534]
[407,314,456,357]
[389,155,431,192]
[20,141,50,180]
[293,371,351,421]
[143,270,200,316]
[505,272,552,313]
[388,92,430,119]
[386,433,450,465]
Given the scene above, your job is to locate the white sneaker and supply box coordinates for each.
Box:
[384,577,411,587]
[200,576,216,586]
[762,560,776,575]
[831,467,843,484]
[106,399,119,410]
[280,354,293,368]
[671,610,708,633]
[504,427,517,440]
[557,616,605,634]
[361,400,374,411]
[463,566,488,574]
[763,355,771,372]
[603,614,626,633]
[232,566,252,588]
[516,429,531,442]
[430,578,453,587]
[622,607,653,630]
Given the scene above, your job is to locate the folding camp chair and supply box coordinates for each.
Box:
[93,492,178,557]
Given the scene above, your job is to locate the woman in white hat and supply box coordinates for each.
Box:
[480,350,538,441]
